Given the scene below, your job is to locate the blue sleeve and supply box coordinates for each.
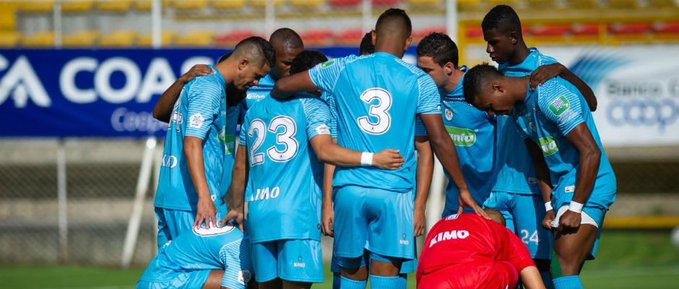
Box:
[538,54,558,66]
[300,98,333,140]
[417,75,442,115]
[538,81,585,136]
[415,116,427,136]
[185,77,222,139]
[239,112,249,146]
[320,92,338,138]
[308,55,354,93]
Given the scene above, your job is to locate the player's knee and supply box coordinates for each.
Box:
[340,266,368,280]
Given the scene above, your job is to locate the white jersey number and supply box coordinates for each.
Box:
[357,88,392,135]
[248,116,299,166]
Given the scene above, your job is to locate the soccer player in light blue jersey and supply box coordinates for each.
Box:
[273,9,485,289]
[416,32,495,217]
[224,49,405,289]
[463,64,616,289]
[244,28,305,110]
[153,37,275,248]
[136,225,252,289]
[479,5,600,288]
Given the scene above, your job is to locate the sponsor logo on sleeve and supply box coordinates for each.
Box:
[189,113,205,128]
[238,270,252,285]
[315,124,331,135]
[548,96,570,116]
[321,60,334,68]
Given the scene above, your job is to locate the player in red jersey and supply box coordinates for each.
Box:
[417,210,546,289]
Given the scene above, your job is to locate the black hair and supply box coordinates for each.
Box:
[375,8,412,37]
[416,32,459,68]
[234,36,276,68]
[359,31,375,55]
[269,28,304,50]
[462,64,502,104]
[290,50,328,74]
[217,52,231,63]
[481,5,522,37]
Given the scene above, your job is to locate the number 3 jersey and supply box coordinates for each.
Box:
[308,52,441,192]
[239,96,335,243]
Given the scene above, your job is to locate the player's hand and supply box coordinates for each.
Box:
[180,64,212,84]
[194,196,217,229]
[222,208,245,232]
[529,63,564,91]
[557,210,581,234]
[457,189,489,219]
[543,209,555,230]
[414,204,426,237]
[322,202,334,237]
[372,149,404,170]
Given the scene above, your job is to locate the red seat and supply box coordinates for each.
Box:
[328,0,361,7]
[571,23,599,36]
[413,26,445,44]
[608,23,652,35]
[215,30,258,47]
[336,28,365,46]
[301,29,335,47]
[653,22,679,33]
[372,0,401,5]
[529,24,571,36]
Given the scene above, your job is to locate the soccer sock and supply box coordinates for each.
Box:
[369,275,406,289]
[339,275,366,289]
[541,271,555,289]
[553,275,583,289]
[333,273,341,289]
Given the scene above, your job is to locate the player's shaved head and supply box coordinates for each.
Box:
[375,8,412,43]
[484,209,506,226]
[232,36,275,68]
[290,50,328,74]
[463,64,502,105]
[482,5,522,37]
[269,28,304,51]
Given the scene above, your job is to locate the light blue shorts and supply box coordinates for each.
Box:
[154,208,194,249]
[136,270,210,289]
[552,196,607,259]
[333,185,415,260]
[251,239,324,283]
[483,191,553,260]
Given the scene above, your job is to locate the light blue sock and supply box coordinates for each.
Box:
[553,275,583,289]
[541,271,555,289]
[333,273,341,289]
[369,275,406,289]
[339,275,366,289]
[399,274,407,286]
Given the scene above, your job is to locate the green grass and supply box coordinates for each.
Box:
[1,231,678,289]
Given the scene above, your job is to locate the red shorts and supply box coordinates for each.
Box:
[417,261,519,289]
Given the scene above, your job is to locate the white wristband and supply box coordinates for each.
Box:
[568,201,584,213]
[545,202,553,212]
[360,152,373,166]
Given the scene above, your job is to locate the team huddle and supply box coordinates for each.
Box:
[136,4,616,289]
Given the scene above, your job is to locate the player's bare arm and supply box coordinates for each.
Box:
[414,136,433,236]
[529,63,597,111]
[559,123,601,233]
[321,162,335,237]
[309,134,404,169]
[420,113,488,218]
[271,70,317,98]
[184,136,218,229]
[223,145,248,232]
[520,266,548,289]
[153,64,213,122]
[525,139,556,229]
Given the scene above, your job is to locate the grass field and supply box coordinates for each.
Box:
[1,231,678,289]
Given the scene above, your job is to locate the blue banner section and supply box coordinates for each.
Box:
[0,47,393,137]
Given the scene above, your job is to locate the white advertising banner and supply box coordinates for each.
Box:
[467,45,679,147]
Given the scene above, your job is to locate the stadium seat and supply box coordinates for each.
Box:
[62,30,99,47]
[173,0,208,10]
[652,22,679,41]
[99,31,137,47]
[61,0,94,13]
[456,0,479,10]
[17,0,54,13]
[608,22,652,43]
[607,0,639,8]
[528,24,570,45]
[174,31,215,47]
[210,0,247,9]
[214,30,257,47]
[251,0,284,8]
[564,0,600,8]
[571,23,601,44]
[523,0,558,7]
[413,26,445,44]
[96,0,132,12]
[464,26,484,43]
[0,11,16,31]
[372,0,401,6]
[137,31,175,47]
[289,0,325,9]
[328,0,361,8]
[21,31,55,47]
[0,31,21,48]
[407,0,441,6]
[646,0,676,7]
[335,28,364,46]
[301,29,334,47]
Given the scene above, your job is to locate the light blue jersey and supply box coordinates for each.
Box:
[513,77,616,209]
[494,48,557,195]
[308,52,441,192]
[244,73,275,110]
[440,68,496,216]
[240,96,334,243]
[155,65,235,213]
[138,225,251,289]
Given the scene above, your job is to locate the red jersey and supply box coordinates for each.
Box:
[416,213,535,289]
